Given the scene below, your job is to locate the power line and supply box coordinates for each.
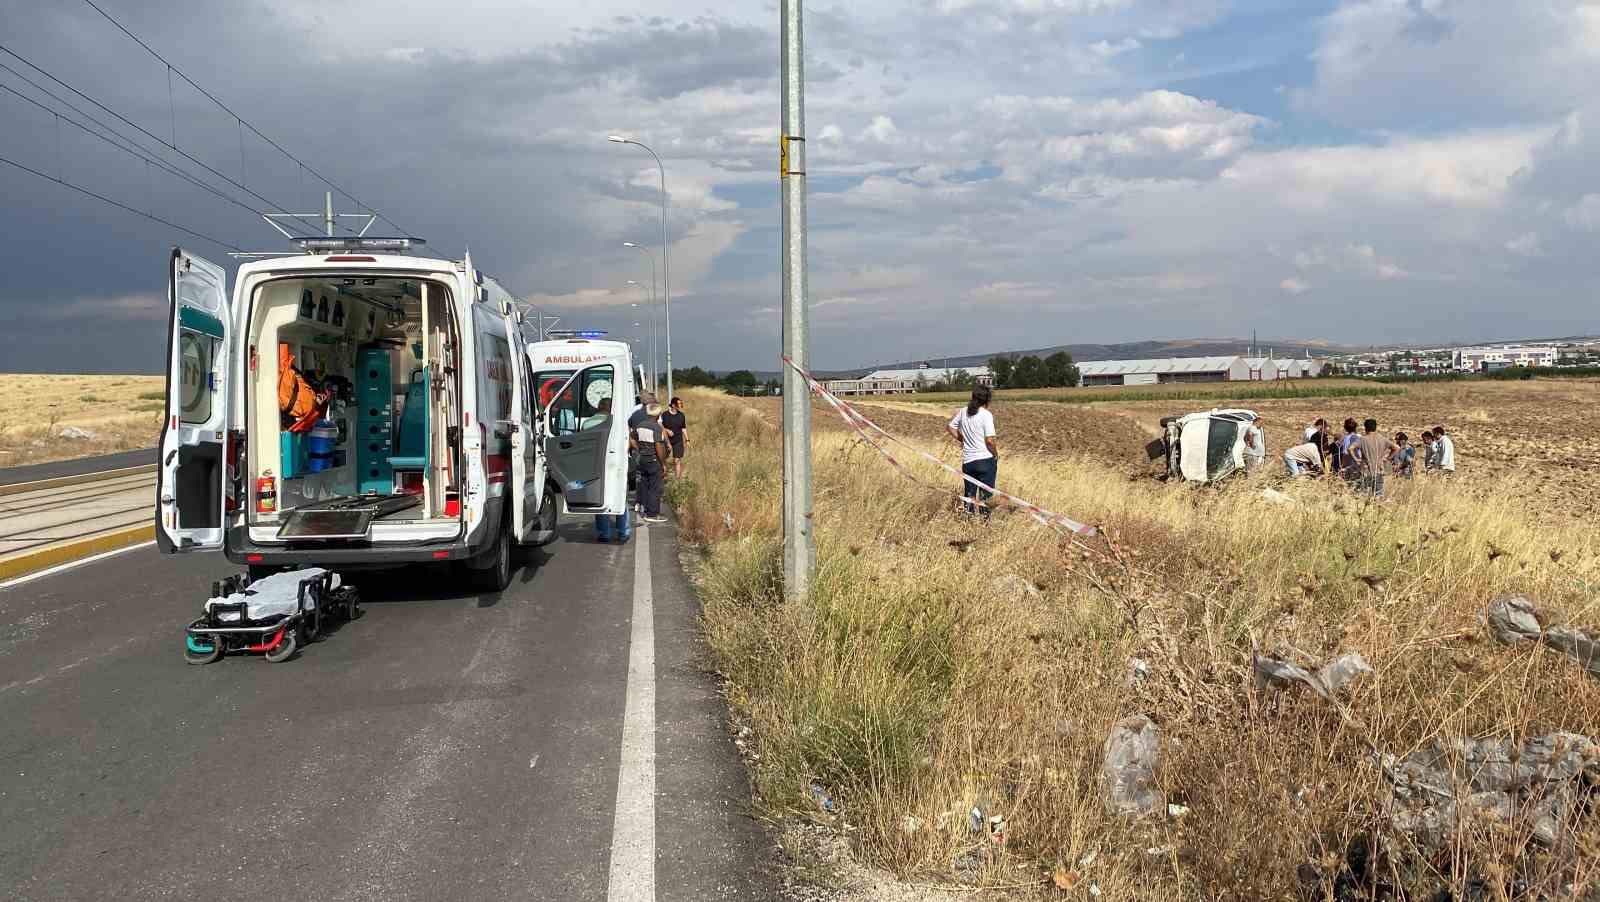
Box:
[0,44,326,238]
[0,151,242,251]
[0,76,309,233]
[79,0,413,237]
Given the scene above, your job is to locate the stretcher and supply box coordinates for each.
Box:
[183,568,360,664]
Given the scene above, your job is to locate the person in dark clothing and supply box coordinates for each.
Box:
[632,402,669,523]
[626,392,656,506]
[660,396,688,479]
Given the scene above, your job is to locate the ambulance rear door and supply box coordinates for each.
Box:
[156,248,232,552]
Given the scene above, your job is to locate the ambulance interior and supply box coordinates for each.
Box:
[246,276,460,533]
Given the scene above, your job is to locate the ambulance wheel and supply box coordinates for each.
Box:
[264,631,297,663]
[183,633,224,665]
[475,521,513,593]
[537,485,559,543]
[248,564,278,581]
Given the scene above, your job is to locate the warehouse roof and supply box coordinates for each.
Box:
[1077,356,1242,376]
[860,366,991,381]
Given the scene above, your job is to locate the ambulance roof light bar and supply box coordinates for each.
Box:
[293,237,427,254]
[546,329,608,338]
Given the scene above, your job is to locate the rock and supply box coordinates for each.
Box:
[58,426,98,440]
[1101,714,1163,816]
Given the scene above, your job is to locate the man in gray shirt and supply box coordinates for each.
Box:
[1352,418,1397,498]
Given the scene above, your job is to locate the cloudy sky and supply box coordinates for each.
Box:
[2,0,1598,373]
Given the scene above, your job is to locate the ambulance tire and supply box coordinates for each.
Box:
[474,518,513,594]
[248,564,278,582]
[534,484,559,545]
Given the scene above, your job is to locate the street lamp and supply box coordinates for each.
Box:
[627,279,657,390]
[609,136,674,399]
[622,242,660,392]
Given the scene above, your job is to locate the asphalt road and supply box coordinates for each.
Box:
[0,449,156,487]
[0,513,780,901]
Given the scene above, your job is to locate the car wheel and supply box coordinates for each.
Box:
[476,521,513,593]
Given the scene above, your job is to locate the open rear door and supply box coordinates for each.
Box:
[155,249,232,552]
[542,362,625,514]
[503,310,546,542]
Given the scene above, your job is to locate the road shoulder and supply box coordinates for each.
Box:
[648,516,785,900]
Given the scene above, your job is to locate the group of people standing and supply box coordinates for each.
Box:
[1281,416,1456,496]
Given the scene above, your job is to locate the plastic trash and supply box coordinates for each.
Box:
[1252,651,1372,701]
[1380,732,1598,849]
[1101,714,1163,816]
[1486,593,1600,680]
[809,783,836,813]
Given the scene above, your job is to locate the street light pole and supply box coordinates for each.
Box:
[628,280,656,389]
[609,137,673,400]
[623,242,660,392]
[779,0,813,597]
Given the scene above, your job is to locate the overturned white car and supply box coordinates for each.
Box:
[1156,408,1263,484]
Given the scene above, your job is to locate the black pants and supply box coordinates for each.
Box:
[637,459,664,517]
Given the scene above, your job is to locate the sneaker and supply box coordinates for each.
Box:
[642,515,668,523]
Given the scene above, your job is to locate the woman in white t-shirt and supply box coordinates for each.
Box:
[947,386,998,514]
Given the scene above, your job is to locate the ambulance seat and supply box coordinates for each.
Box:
[388,369,429,471]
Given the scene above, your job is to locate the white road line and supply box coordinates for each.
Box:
[0,540,156,591]
[606,524,657,902]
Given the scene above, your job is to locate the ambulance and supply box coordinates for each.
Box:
[155,239,629,591]
[526,337,641,518]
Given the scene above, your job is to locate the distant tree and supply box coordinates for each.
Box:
[1011,355,1044,389]
[988,355,1014,389]
[673,366,716,387]
[721,370,758,395]
[947,369,977,392]
[1043,351,1080,387]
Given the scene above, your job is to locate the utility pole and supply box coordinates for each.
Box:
[324,190,334,237]
[780,0,813,597]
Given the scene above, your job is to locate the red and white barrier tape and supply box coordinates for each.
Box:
[781,356,1097,537]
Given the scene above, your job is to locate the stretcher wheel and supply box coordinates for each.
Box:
[264,631,297,663]
[300,608,321,644]
[183,632,224,665]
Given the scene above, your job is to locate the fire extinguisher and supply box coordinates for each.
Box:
[255,473,277,514]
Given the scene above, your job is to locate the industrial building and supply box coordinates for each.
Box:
[1078,356,1252,387]
[822,364,993,396]
[1078,354,1324,387]
[1452,345,1558,372]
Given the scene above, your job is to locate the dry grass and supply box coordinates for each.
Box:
[672,387,1600,900]
[0,374,164,467]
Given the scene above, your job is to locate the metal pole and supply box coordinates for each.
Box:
[625,243,661,393]
[780,0,813,597]
[324,190,334,237]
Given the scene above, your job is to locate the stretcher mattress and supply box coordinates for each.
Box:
[205,568,340,622]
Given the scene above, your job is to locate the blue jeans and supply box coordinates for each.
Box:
[595,509,632,542]
[961,457,997,512]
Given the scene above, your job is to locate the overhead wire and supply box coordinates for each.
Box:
[0,151,243,251]
[0,45,327,237]
[78,0,414,238]
[0,76,312,233]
